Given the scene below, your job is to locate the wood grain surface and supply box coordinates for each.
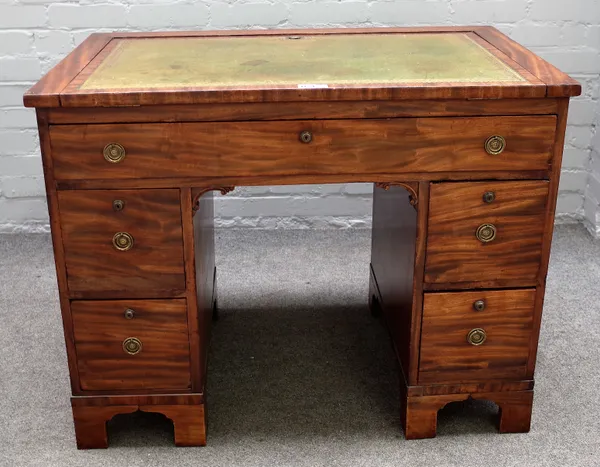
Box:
[527,98,571,378]
[58,189,185,297]
[71,393,203,407]
[150,404,207,447]
[418,289,536,384]
[34,110,83,394]
[474,26,581,97]
[180,188,202,391]
[194,190,217,389]
[72,402,206,448]
[72,299,191,391]
[407,380,534,397]
[370,183,419,383]
[49,116,555,181]
[72,405,137,449]
[401,389,534,439]
[45,98,561,125]
[54,169,552,192]
[425,181,549,285]
[23,33,113,108]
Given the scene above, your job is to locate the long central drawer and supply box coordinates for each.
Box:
[49,116,556,180]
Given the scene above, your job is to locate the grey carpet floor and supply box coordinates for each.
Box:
[1,225,599,467]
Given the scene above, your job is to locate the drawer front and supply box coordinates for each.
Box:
[72,299,191,391]
[58,189,185,297]
[49,116,555,180]
[425,181,549,284]
[419,289,535,384]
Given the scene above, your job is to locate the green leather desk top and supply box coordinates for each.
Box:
[80,33,525,90]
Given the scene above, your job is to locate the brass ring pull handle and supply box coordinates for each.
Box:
[112,232,134,251]
[483,191,495,203]
[299,130,313,144]
[123,337,142,355]
[476,223,497,243]
[473,300,486,312]
[484,135,506,155]
[124,308,135,320]
[467,328,487,346]
[112,199,125,211]
[103,143,126,163]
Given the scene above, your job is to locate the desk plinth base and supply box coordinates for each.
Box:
[400,386,534,440]
[71,395,206,449]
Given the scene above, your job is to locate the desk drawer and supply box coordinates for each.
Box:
[425,181,548,285]
[418,289,535,384]
[49,116,555,180]
[58,189,185,297]
[72,299,191,391]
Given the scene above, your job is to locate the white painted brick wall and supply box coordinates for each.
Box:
[584,100,600,237]
[0,0,598,234]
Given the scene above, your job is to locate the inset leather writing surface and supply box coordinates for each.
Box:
[80,33,525,91]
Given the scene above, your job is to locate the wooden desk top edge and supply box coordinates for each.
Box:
[23,26,581,109]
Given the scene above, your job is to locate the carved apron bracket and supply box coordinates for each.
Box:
[375,182,419,208]
[192,186,235,214]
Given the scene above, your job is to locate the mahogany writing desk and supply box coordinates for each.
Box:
[24,27,581,449]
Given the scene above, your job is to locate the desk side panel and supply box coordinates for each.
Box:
[193,191,216,390]
[35,109,81,394]
[370,183,424,385]
[527,98,570,377]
